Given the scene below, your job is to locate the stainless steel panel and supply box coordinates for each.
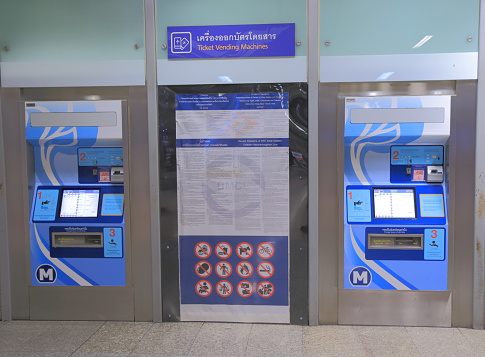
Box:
[2,88,30,319]
[128,86,154,322]
[144,0,163,323]
[29,286,134,320]
[0,87,12,321]
[474,0,485,330]
[307,0,320,326]
[338,290,452,327]
[449,81,477,327]
[317,83,339,324]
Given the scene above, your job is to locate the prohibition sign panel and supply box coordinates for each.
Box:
[237,280,254,297]
[194,241,212,259]
[179,235,289,306]
[236,261,253,278]
[195,261,212,278]
[257,281,275,298]
[257,262,275,278]
[236,242,253,259]
[195,280,212,297]
[215,242,232,259]
[257,242,275,259]
[215,261,232,278]
[216,280,233,297]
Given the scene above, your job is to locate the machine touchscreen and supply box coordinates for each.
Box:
[59,189,100,218]
[373,188,416,219]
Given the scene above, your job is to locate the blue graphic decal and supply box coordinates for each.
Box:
[26,102,99,186]
[343,96,449,292]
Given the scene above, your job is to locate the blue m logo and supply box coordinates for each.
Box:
[36,264,57,283]
[349,266,371,286]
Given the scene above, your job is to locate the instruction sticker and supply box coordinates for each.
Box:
[33,189,59,221]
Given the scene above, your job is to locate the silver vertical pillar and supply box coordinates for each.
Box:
[307,0,320,326]
[0,87,12,321]
[473,0,485,330]
[144,0,163,322]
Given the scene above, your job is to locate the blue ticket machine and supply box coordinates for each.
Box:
[26,101,126,286]
[344,96,450,294]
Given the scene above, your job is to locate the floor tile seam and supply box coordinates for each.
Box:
[456,327,483,356]
[241,323,254,355]
[68,321,107,357]
[128,321,158,355]
[403,326,422,356]
[183,321,206,356]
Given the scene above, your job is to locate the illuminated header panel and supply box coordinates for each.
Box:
[32,186,124,224]
[346,185,445,225]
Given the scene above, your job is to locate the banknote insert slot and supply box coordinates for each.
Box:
[52,232,103,248]
[368,234,423,250]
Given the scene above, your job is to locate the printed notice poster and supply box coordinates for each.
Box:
[176,92,290,323]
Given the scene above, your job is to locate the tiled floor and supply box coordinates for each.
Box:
[1,321,485,356]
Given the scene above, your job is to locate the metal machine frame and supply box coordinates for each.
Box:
[1,87,153,320]
[316,81,476,327]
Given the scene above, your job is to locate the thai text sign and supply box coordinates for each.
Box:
[168,23,295,59]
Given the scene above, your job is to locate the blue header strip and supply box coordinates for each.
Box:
[176,93,289,111]
[177,138,288,148]
[168,23,295,59]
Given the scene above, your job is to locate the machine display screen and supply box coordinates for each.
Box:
[373,188,416,219]
[59,189,100,218]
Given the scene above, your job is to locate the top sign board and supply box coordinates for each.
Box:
[168,23,295,59]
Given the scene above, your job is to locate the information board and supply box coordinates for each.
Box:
[176,91,290,322]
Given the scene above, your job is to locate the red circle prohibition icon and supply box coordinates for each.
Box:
[195,280,212,297]
[257,262,275,278]
[236,242,253,259]
[216,280,233,297]
[257,242,274,259]
[236,261,254,278]
[215,261,233,278]
[194,242,212,259]
[215,242,232,259]
[257,281,275,298]
[195,261,212,277]
[237,280,254,298]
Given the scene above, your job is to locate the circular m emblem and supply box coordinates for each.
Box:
[349,266,371,286]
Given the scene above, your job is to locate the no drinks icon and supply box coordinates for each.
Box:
[215,242,232,259]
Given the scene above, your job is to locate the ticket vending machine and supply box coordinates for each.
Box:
[342,95,451,326]
[25,101,127,317]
